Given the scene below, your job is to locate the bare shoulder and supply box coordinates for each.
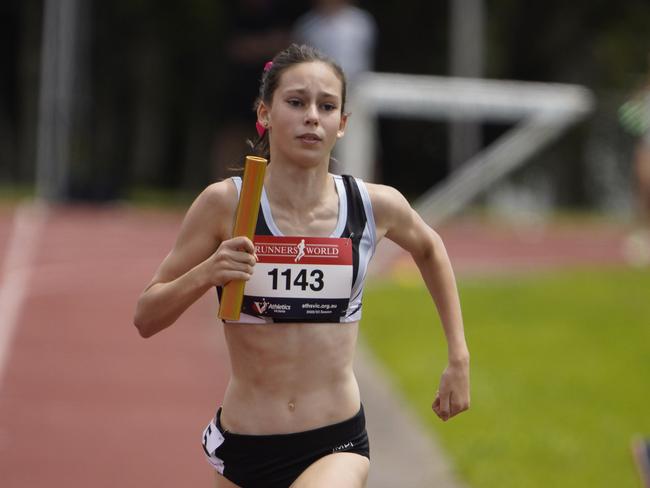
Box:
[364,182,439,258]
[195,179,238,212]
[364,182,413,236]
[147,179,239,286]
[180,179,239,242]
[365,182,411,212]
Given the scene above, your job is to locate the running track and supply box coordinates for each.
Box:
[0,204,227,487]
[0,203,630,487]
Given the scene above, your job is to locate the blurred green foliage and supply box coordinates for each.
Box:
[0,183,34,203]
[362,267,650,488]
[2,1,650,201]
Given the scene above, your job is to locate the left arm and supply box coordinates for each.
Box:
[369,183,470,421]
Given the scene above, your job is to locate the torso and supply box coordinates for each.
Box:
[220,321,361,434]
[218,173,375,434]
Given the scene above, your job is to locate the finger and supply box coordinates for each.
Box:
[432,405,441,419]
[228,260,254,274]
[450,395,470,417]
[222,270,252,283]
[432,394,443,419]
[439,390,451,421]
[228,236,255,254]
[432,391,440,406]
[231,250,257,266]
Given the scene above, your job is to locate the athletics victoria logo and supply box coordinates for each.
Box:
[252,297,290,314]
[252,298,269,314]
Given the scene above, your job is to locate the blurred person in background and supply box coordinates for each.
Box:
[135,44,470,487]
[292,0,377,172]
[292,0,376,87]
[211,0,300,181]
[632,436,650,488]
[620,54,650,266]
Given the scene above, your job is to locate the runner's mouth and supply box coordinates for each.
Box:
[297,133,322,142]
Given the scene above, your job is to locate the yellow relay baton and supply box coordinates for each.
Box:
[218,155,268,321]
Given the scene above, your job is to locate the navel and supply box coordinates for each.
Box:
[288,401,296,412]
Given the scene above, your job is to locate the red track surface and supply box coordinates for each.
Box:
[0,205,228,487]
[393,216,630,277]
[0,204,631,487]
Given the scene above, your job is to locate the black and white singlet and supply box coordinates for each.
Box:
[219,174,376,324]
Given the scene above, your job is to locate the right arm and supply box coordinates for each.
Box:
[133,181,256,338]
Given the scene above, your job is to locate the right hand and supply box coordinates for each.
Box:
[204,236,257,287]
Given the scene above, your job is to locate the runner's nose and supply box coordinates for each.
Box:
[304,103,319,126]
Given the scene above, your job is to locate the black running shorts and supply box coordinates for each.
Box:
[201,405,370,487]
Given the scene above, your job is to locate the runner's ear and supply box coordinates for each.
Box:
[257,102,270,127]
[337,113,349,138]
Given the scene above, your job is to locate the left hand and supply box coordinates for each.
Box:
[432,359,470,422]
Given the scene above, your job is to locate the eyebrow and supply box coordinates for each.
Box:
[283,88,340,99]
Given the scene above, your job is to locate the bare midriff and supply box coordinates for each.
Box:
[219,321,361,435]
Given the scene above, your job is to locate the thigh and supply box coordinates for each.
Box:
[290,452,370,488]
[214,472,241,488]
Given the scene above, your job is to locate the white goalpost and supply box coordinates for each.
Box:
[339,73,595,226]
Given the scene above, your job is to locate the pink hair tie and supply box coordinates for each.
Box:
[255,121,266,137]
[264,61,273,72]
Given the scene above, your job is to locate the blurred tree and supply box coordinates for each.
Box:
[0,2,20,181]
[2,0,650,204]
[484,0,650,208]
[87,0,228,198]
[487,0,650,88]
[0,0,42,185]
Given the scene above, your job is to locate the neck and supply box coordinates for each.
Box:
[264,160,333,211]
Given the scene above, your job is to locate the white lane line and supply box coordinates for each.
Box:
[0,202,47,388]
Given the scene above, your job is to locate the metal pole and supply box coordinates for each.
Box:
[35,0,80,201]
[448,0,485,171]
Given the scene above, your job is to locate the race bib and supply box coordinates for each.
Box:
[242,235,353,320]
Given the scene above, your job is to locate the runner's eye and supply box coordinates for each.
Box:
[321,103,337,112]
[287,99,303,107]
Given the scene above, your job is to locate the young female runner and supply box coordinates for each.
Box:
[134,44,470,488]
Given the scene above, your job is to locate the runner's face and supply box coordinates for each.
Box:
[260,61,347,167]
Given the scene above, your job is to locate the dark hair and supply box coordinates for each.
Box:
[248,44,347,161]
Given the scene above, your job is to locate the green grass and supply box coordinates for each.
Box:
[362,267,650,488]
[0,183,35,203]
[125,186,196,209]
